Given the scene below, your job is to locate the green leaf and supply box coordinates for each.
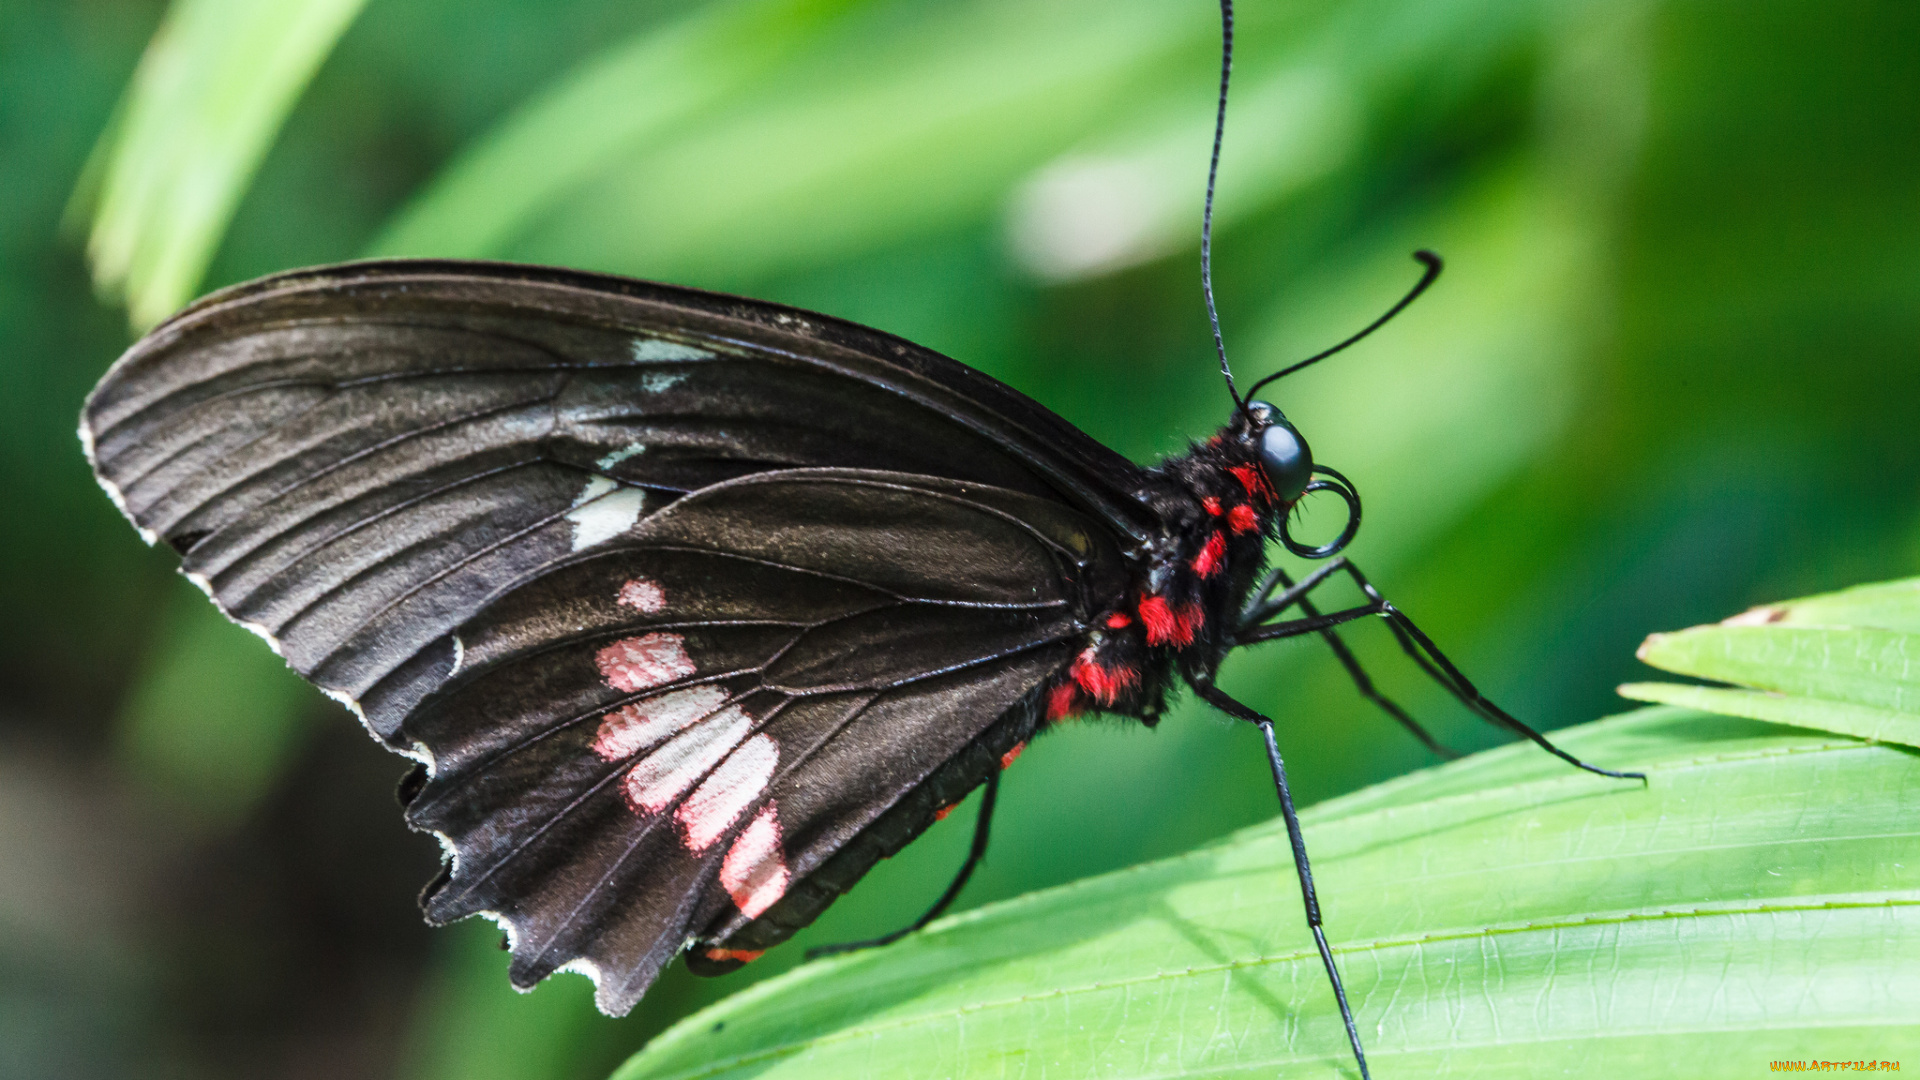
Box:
[74,0,368,329]
[1724,576,1920,635]
[1636,624,1920,714]
[609,707,1920,1079]
[1618,682,1920,751]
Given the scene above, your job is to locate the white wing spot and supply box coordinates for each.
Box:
[566,476,646,551]
[640,372,687,393]
[631,338,711,362]
[721,803,790,918]
[677,735,778,851]
[623,705,753,813]
[595,632,695,693]
[617,577,666,614]
[596,442,647,469]
[592,685,727,762]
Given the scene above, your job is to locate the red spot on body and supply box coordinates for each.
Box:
[1227,504,1259,534]
[1191,531,1227,578]
[1202,496,1223,517]
[934,804,955,822]
[1175,603,1205,643]
[1141,597,1205,647]
[1071,646,1139,705]
[1046,682,1083,721]
[1105,612,1132,629]
[1228,464,1273,504]
[1138,596,1176,644]
[703,947,764,964]
[1000,741,1028,770]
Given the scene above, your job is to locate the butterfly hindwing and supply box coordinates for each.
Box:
[401,470,1112,1011]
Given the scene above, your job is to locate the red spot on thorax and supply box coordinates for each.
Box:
[1227,464,1274,504]
[1000,741,1028,770]
[1175,602,1205,642]
[1227,503,1259,534]
[1191,531,1227,578]
[1071,647,1139,705]
[1104,611,1132,629]
[1202,496,1222,517]
[1046,682,1083,721]
[703,947,764,964]
[1138,595,1175,643]
[1138,596,1204,647]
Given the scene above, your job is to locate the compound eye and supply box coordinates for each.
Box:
[1259,418,1313,503]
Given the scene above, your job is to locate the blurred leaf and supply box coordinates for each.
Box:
[610,706,1920,1079]
[372,0,1577,289]
[376,0,1206,284]
[116,578,315,825]
[73,0,368,329]
[1007,0,1563,281]
[372,0,875,262]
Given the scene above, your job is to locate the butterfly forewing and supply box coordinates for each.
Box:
[82,261,1143,1013]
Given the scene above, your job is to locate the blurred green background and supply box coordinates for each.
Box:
[4,0,1917,1077]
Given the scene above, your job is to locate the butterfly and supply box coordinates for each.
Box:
[81,252,1640,1078]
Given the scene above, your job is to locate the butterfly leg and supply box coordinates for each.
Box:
[1189,680,1372,1080]
[1239,564,1458,760]
[807,771,1000,959]
[1238,560,1645,783]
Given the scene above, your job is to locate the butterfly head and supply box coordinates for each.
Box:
[1221,399,1361,559]
[1241,400,1313,504]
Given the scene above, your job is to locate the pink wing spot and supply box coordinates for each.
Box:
[677,734,779,851]
[596,632,695,692]
[617,577,667,613]
[592,685,728,761]
[1000,741,1028,770]
[624,705,752,813]
[703,947,764,964]
[720,803,790,919]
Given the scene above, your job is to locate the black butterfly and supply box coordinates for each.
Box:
[82,253,1638,1077]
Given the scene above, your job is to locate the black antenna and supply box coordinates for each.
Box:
[1243,250,1443,400]
[1202,0,1245,414]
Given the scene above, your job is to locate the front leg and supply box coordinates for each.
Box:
[1235,558,1645,783]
